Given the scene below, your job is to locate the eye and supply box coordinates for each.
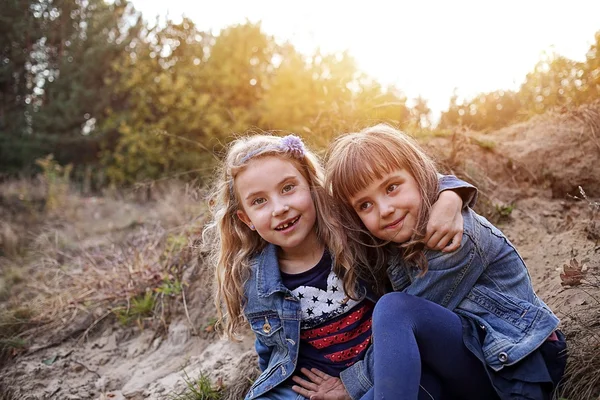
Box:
[282,184,295,193]
[251,197,266,206]
[386,183,399,194]
[358,201,372,211]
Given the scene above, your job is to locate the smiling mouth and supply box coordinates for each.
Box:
[384,216,405,229]
[275,216,300,230]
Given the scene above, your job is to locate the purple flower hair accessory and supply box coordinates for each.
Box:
[279,135,305,158]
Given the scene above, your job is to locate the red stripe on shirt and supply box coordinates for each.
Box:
[324,336,372,362]
[307,319,372,349]
[301,302,373,340]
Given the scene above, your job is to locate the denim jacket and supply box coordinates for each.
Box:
[242,176,477,399]
[340,208,560,399]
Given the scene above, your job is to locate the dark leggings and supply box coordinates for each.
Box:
[361,292,499,400]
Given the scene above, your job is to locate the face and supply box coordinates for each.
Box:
[349,168,422,244]
[235,156,318,255]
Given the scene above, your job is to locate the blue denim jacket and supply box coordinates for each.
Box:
[340,208,560,399]
[242,176,477,399]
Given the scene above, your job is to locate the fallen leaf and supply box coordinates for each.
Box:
[559,258,586,286]
[42,355,58,365]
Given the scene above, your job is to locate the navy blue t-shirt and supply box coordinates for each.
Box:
[281,251,374,377]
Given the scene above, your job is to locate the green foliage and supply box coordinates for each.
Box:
[441,30,600,132]
[169,371,223,400]
[1,0,141,174]
[494,203,514,219]
[2,1,600,183]
[440,89,522,131]
[114,291,156,325]
[156,278,183,297]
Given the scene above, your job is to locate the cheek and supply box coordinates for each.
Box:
[358,214,375,230]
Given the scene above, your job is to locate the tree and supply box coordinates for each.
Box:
[0,0,43,173]
[411,96,431,129]
[518,52,587,115]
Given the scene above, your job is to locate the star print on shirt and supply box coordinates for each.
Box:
[289,270,361,329]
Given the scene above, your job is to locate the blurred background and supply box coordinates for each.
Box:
[2,0,600,187]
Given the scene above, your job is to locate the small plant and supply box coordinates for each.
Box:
[156,277,183,297]
[131,291,155,316]
[169,371,223,400]
[494,202,514,219]
[114,291,156,326]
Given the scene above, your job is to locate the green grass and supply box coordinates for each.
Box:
[169,371,223,400]
[114,291,156,325]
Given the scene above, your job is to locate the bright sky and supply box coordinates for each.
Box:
[132,0,600,117]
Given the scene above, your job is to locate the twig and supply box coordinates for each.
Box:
[70,359,101,379]
[182,286,198,336]
[76,310,113,346]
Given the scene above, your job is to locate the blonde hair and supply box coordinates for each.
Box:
[204,134,358,339]
[325,124,439,293]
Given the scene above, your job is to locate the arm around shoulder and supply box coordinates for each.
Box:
[437,174,478,209]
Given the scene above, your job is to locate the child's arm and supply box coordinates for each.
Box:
[438,174,478,208]
[426,175,477,252]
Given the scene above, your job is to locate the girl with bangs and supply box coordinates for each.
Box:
[292,124,567,400]
[204,133,477,400]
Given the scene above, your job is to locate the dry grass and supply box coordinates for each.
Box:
[556,257,600,400]
[221,352,260,400]
[0,178,208,366]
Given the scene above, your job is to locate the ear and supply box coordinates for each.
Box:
[236,210,254,230]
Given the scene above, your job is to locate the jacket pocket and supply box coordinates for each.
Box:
[248,311,284,347]
[464,286,537,338]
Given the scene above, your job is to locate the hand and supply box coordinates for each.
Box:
[425,190,463,252]
[291,367,352,400]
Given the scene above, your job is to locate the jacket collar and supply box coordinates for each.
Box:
[255,244,291,298]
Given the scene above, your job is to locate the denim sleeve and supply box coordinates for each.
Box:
[402,209,485,310]
[340,345,374,400]
[255,337,271,372]
[438,174,478,208]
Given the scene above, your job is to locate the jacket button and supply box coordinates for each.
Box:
[498,352,508,363]
[262,316,271,333]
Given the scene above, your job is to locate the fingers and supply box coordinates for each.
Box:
[292,383,313,398]
[292,375,318,391]
[442,231,462,252]
[310,367,333,379]
[300,367,324,384]
[424,230,444,250]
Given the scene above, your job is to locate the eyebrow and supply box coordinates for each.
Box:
[244,174,298,201]
[351,175,401,208]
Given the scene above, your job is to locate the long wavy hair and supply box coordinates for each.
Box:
[203,134,359,339]
[325,124,439,295]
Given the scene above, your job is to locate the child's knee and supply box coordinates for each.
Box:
[373,292,414,325]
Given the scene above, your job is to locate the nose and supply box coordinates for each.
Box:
[271,203,290,217]
[379,200,394,218]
